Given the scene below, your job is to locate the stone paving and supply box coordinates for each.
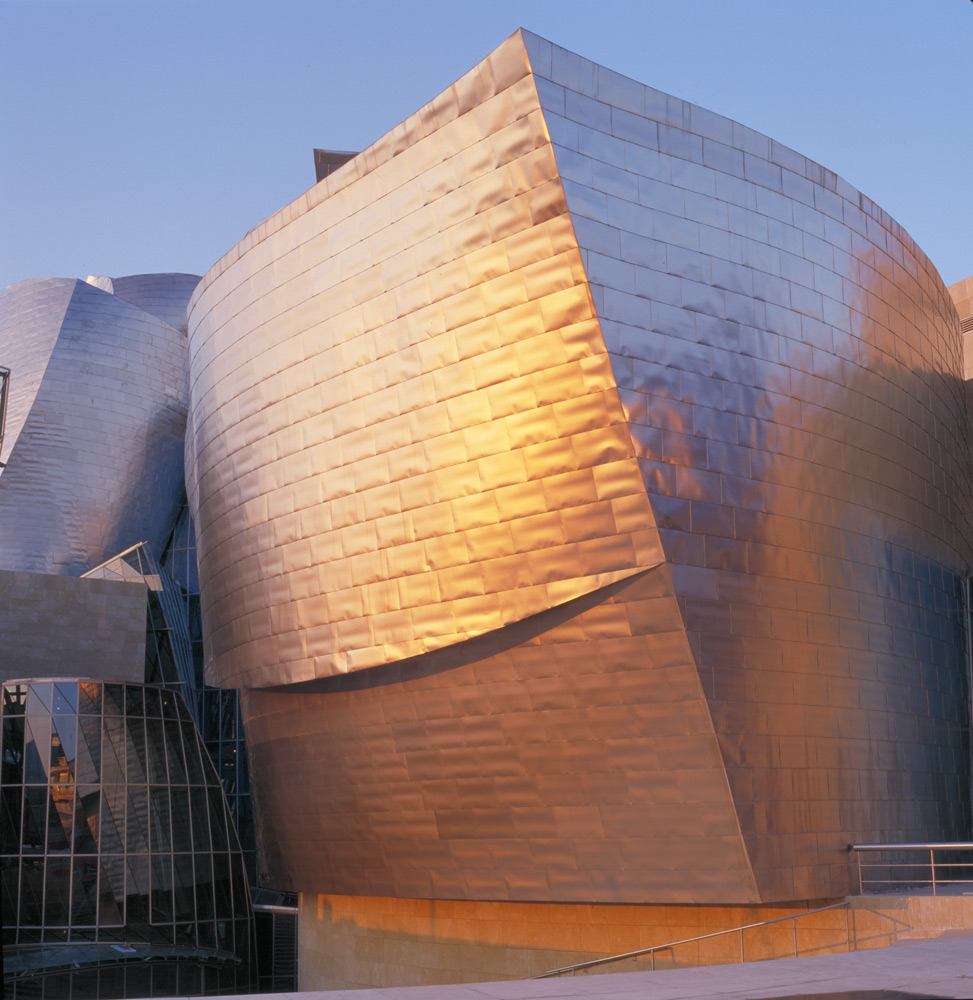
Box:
[238,933,973,1000]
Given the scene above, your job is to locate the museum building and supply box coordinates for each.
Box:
[0,276,260,996]
[176,29,973,988]
[3,27,973,993]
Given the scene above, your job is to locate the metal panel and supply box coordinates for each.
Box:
[0,279,190,574]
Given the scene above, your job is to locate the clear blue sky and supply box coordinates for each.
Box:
[2,0,970,290]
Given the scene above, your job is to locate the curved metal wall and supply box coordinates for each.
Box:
[0,278,189,574]
[187,44,660,690]
[187,30,973,903]
[87,273,201,337]
[521,32,973,900]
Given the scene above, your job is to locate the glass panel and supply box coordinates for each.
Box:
[74,786,99,853]
[126,716,148,785]
[103,684,125,716]
[78,681,101,715]
[44,856,71,925]
[22,713,50,784]
[100,784,125,855]
[3,683,27,715]
[75,714,102,785]
[125,853,150,925]
[19,858,44,926]
[160,688,181,722]
[220,692,238,740]
[145,718,168,783]
[1,786,22,854]
[195,854,215,948]
[150,854,174,925]
[22,787,47,853]
[212,851,232,919]
[26,682,53,716]
[98,855,124,926]
[207,788,229,853]
[2,715,25,779]
[163,720,187,784]
[218,743,237,795]
[125,784,149,854]
[181,723,205,785]
[237,751,250,795]
[102,715,126,784]
[1,856,18,945]
[190,786,211,852]
[147,590,167,630]
[231,854,249,920]
[217,916,232,952]
[47,785,73,853]
[52,682,78,715]
[70,856,98,925]
[50,713,77,779]
[172,853,195,924]
[144,686,163,718]
[169,787,192,853]
[149,786,171,854]
[198,915,216,948]
[125,684,144,716]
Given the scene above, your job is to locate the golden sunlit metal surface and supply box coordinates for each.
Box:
[188,50,661,689]
[188,30,973,903]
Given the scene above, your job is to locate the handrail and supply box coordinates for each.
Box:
[850,842,973,896]
[533,900,850,978]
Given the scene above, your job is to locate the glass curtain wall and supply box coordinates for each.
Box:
[1,680,256,997]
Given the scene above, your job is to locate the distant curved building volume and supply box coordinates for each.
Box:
[185,23,973,929]
[0,276,191,575]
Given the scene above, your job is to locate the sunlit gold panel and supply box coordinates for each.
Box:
[243,569,759,904]
[188,33,659,689]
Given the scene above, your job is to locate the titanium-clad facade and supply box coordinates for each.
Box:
[187,30,973,906]
[0,277,189,575]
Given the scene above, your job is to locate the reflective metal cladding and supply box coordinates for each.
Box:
[187,30,973,903]
[0,276,194,575]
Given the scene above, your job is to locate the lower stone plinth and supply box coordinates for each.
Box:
[298,892,973,990]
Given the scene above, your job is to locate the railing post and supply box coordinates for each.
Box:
[651,950,655,972]
[856,849,862,894]
[739,928,744,964]
[931,847,937,896]
[793,915,798,958]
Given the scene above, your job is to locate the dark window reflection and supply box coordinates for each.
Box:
[1,679,255,991]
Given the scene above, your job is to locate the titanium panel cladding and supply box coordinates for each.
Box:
[0,279,189,574]
[188,35,663,689]
[86,273,201,337]
[519,30,973,899]
[188,30,973,904]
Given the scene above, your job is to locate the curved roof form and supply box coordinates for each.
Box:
[0,278,188,574]
[86,272,201,336]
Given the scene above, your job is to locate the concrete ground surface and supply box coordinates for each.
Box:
[217,933,973,1000]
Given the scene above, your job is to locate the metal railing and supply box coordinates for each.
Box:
[851,842,973,896]
[534,900,850,978]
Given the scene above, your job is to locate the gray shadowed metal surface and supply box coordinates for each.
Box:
[0,278,191,575]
